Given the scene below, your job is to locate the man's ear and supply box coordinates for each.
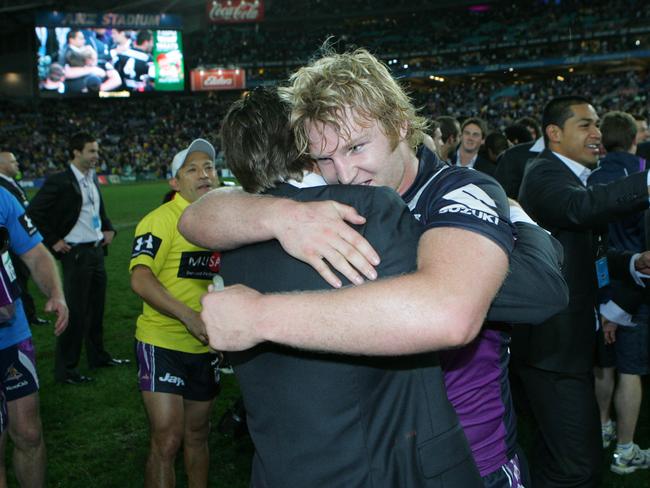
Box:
[546,124,562,145]
[169,177,180,192]
[399,122,409,141]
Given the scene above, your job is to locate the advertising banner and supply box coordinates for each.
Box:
[190,68,245,91]
[153,30,185,91]
[207,0,264,23]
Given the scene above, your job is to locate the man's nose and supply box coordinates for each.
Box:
[333,159,356,185]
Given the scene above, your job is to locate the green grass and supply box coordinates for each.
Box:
[20,181,252,487]
[10,181,650,487]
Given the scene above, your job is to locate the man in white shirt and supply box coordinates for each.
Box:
[450,117,495,175]
[28,132,127,385]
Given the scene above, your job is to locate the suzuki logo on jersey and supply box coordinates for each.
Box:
[178,251,220,280]
[131,232,162,258]
[159,372,185,387]
[439,184,500,224]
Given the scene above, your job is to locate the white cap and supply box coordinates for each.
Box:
[171,138,215,178]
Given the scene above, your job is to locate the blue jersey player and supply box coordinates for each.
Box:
[0,187,68,487]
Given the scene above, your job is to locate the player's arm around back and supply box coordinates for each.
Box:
[201,226,508,354]
[179,187,379,287]
[179,187,294,250]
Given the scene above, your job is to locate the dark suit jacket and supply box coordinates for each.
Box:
[220,183,480,488]
[513,149,649,373]
[27,167,114,259]
[494,141,540,199]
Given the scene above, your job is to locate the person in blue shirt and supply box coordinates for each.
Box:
[589,111,650,474]
[0,187,68,487]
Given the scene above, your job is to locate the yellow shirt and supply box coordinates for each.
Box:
[129,195,220,353]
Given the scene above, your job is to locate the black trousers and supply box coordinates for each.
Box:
[513,363,603,488]
[54,245,111,380]
[11,251,37,322]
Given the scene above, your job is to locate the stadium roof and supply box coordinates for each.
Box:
[0,0,206,14]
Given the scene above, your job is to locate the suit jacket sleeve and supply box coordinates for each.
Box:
[608,281,647,317]
[98,189,115,234]
[494,143,534,200]
[487,221,569,324]
[519,153,649,231]
[27,174,64,249]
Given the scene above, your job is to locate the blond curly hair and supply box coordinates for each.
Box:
[281,48,428,156]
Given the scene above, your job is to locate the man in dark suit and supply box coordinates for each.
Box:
[449,117,496,176]
[28,132,127,385]
[0,152,48,326]
[514,96,650,487]
[211,87,483,487]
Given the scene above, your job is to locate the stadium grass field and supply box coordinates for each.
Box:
[10,180,650,487]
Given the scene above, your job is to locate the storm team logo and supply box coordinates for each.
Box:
[5,364,22,382]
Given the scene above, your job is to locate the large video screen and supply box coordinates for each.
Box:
[35,13,185,96]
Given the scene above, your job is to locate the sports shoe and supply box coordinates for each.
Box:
[611,443,650,474]
[602,420,616,448]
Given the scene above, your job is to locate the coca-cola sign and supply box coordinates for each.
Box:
[190,68,246,91]
[207,0,264,23]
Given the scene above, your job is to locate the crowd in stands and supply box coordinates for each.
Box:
[190,0,650,76]
[1,68,648,179]
[415,69,650,130]
[0,93,237,179]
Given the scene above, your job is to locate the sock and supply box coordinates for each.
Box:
[616,442,634,453]
[602,419,613,430]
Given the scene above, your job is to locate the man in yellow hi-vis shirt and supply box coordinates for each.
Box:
[129,139,221,488]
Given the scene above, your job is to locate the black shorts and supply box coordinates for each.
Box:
[135,340,220,401]
[482,454,525,488]
[0,338,39,401]
[596,321,649,375]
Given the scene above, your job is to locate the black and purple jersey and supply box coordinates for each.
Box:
[402,147,518,477]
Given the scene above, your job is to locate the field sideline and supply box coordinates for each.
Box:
[11,181,650,487]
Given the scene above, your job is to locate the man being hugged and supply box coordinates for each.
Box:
[129,139,221,488]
